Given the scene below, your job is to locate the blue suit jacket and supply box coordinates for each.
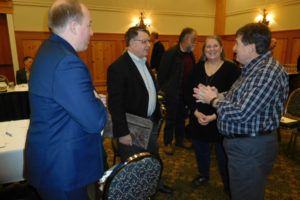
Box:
[25,34,107,190]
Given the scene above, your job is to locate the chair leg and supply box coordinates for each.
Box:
[292,134,298,156]
[111,138,120,165]
[113,155,116,165]
[276,128,281,143]
[287,133,294,155]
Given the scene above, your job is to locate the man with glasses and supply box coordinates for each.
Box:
[158,27,197,155]
[193,23,289,200]
[107,26,173,194]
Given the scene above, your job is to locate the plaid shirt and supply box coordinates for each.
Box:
[216,51,289,136]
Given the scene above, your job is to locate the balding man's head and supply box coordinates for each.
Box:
[48,0,83,34]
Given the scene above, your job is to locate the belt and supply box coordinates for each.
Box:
[224,130,274,139]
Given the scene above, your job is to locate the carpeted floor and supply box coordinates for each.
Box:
[104,124,300,200]
[1,124,300,200]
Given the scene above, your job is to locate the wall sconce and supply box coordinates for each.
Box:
[255,9,273,26]
[135,12,151,29]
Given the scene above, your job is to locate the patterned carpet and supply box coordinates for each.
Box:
[1,124,299,200]
[103,123,300,200]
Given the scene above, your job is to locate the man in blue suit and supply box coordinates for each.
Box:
[24,0,107,199]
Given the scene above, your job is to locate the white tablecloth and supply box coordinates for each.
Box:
[0,119,29,184]
[7,84,29,92]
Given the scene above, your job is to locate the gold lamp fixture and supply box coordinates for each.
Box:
[135,12,151,29]
[255,9,273,26]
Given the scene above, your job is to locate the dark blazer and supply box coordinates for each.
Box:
[107,52,161,138]
[157,44,195,97]
[16,68,28,84]
[25,34,107,190]
[150,41,165,71]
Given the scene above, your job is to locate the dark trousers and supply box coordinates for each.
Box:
[223,133,278,200]
[193,139,229,191]
[36,186,89,200]
[163,95,186,146]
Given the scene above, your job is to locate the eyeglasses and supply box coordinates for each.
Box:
[134,39,150,44]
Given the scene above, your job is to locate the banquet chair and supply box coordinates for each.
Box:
[288,128,300,155]
[277,88,300,154]
[100,152,162,200]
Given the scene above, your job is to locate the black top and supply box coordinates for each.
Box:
[16,68,28,84]
[186,60,240,142]
[150,41,165,70]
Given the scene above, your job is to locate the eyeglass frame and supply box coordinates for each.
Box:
[134,39,151,44]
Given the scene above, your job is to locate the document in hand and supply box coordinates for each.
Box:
[103,113,153,150]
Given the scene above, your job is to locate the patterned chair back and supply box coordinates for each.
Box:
[285,88,300,119]
[102,152,162,200]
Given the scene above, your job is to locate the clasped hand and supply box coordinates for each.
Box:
[193,84,218,104]
[194,110,216,126]
[93,90,107,107]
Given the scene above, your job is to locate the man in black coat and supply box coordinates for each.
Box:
[16,56,33,84]
[107,26,173,194]
[150,32,165,73]
[157,27,197,154]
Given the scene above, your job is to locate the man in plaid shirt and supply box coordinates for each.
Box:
[193,23,289,200]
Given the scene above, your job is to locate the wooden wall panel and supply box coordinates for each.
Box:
[21,39,43,60]
[290,38,300,64]
[0,0,12,14]
[220,35,236,61]
[272,38,288,64]
[271,29,300,64]
[0,13,13,82]
[15,31,50,70]
[14,29,300,93]
[0,14,12,65]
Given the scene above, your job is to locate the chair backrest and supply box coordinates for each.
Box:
[102,152,162,200]
[285,88,300,120]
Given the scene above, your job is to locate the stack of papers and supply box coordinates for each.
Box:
[280,116,298,123]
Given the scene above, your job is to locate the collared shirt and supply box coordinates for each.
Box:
[26,70,30,82]
[128,50,157,117]
[216,51,289,136]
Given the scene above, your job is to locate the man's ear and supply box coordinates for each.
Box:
[69,21,79,35]
[249,43,257,54]
[129,39,134,47]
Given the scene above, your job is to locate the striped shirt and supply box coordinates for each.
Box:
[216,51,289,136]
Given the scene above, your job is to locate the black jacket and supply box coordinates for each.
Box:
[157,44,195,97]
[107,52,161,138]
[150,41,165,71]
[16,68,28,84]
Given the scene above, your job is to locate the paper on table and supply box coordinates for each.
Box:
[0,132,6,148]
[280,116,298,123]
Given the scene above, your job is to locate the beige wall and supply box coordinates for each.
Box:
[11,0,300,35]
[226,0,300,34]
[12,0,215,35]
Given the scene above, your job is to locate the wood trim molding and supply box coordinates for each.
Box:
[0,0,12,14]
[13,0,214,18]
[226,0,300,16]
